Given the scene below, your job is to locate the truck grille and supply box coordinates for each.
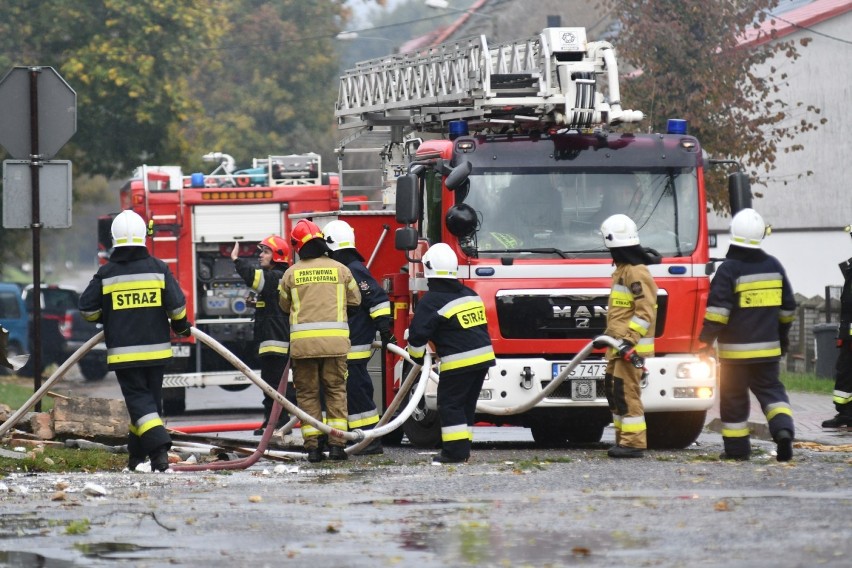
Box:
[495,291,667,340]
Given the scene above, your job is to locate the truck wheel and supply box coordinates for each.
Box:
[162,387,186,416]
[646,410,707,449]
[220,384,250,392]
[566,422,606,444]
[402,395,441,448]
[530,423,569,447]
[78,357,108,381]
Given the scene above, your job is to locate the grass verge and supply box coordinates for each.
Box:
[780,372,833,395]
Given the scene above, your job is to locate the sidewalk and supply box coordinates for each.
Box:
[705,390,852,446]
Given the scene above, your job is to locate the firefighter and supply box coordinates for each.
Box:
[79,210,191,472]
[278,220,361,462]
[821,232,852,428]
[405,243,495,464]
[231,235,294,435]
[324,220,393,455]
[698,208,796,461]
[596,214,658,458]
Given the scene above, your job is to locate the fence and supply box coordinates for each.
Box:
[786,286,842,375]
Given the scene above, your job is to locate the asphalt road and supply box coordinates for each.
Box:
[2,367,851,567]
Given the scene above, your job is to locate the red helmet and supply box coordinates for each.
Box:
[290,220,324,253]
[258,235,290,263]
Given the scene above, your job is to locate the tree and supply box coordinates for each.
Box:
[184,1,375,171]
[0,0,229,177]
[606,0,823,211]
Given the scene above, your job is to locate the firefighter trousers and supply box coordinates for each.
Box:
[833,345,852,417]
[116,366,171,461]
[292,356,348,450]
[346,361,380,430]
[259,355,296,425]
[604,358,647,449]
[720,361,794,457]
[436,368,487,461]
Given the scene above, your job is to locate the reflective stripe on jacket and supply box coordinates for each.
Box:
[604,262,657,359]
[234,258,289,358]
[78,247,188,370]
[279,256,360,358]
[699,246,796,363]
[406,279,495,376]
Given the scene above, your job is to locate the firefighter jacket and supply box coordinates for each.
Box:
[604,262,657,358]
[234,258,289,357]
[699,245,796,363]
[333,249,392,362]
[278,255,361,359]
[407,279,496,377]
[79,246,189,370]
[837,258,852,344]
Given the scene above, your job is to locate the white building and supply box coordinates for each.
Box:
[709,0,852,298]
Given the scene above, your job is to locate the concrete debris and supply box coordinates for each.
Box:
[53,396,128,440]
[83,482,109,497]
[64,439,128,453]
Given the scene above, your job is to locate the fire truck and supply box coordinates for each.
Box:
[105,152,373,414]
[329,27,753,449]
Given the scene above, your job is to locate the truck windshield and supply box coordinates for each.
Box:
[460,169,700,258]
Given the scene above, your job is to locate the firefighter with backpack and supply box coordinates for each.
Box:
[324,220,393,455]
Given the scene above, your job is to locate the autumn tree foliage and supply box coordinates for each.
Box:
[607,0,823,211]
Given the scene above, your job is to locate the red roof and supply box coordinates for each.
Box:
[739,0,852,47]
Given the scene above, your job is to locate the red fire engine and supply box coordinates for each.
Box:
[104,152,392,413]
[325,27,753,448]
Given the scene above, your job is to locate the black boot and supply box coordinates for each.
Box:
[353,436,383,456]
[607,445,644,458]
[254,408,271,435]
[127,454,146,472]
[775,429,794,462]
[306,447,325,463]
[149,445,171,472]
[821,414,852,429]
[328,446,348,461]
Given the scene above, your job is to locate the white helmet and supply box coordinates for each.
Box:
[422,243,458,279]
[730,208,766,249]
[323,220,356,252]
[111,210,147,248]
[600,214,640,248]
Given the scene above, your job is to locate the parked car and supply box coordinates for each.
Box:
[0,282,28,375]
[22,284,107,381]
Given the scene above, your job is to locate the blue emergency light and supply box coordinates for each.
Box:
[449,120,469,140]
[667,119,688,134]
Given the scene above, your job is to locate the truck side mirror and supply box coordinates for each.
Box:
[395,227,419,251]
[445,161,472,191]
[728,171,752,214]
[395,174,419,224]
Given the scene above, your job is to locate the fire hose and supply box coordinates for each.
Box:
[0,328,435,466]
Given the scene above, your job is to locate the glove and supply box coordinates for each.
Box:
[173,320,192,337]
[592,337,608,349]
[617,340,644,368]
[380,330,397,349]
[696,343,715,360]
[409,354,424,367]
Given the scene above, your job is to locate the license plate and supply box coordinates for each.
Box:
[172,345,190,357]
[551,362,606,379]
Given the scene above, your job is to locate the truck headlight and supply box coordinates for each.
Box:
[676,360,714,380]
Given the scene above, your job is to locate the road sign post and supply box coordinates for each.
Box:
[0,66,76,407]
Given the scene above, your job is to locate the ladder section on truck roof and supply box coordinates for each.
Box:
[335,27,642,135]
